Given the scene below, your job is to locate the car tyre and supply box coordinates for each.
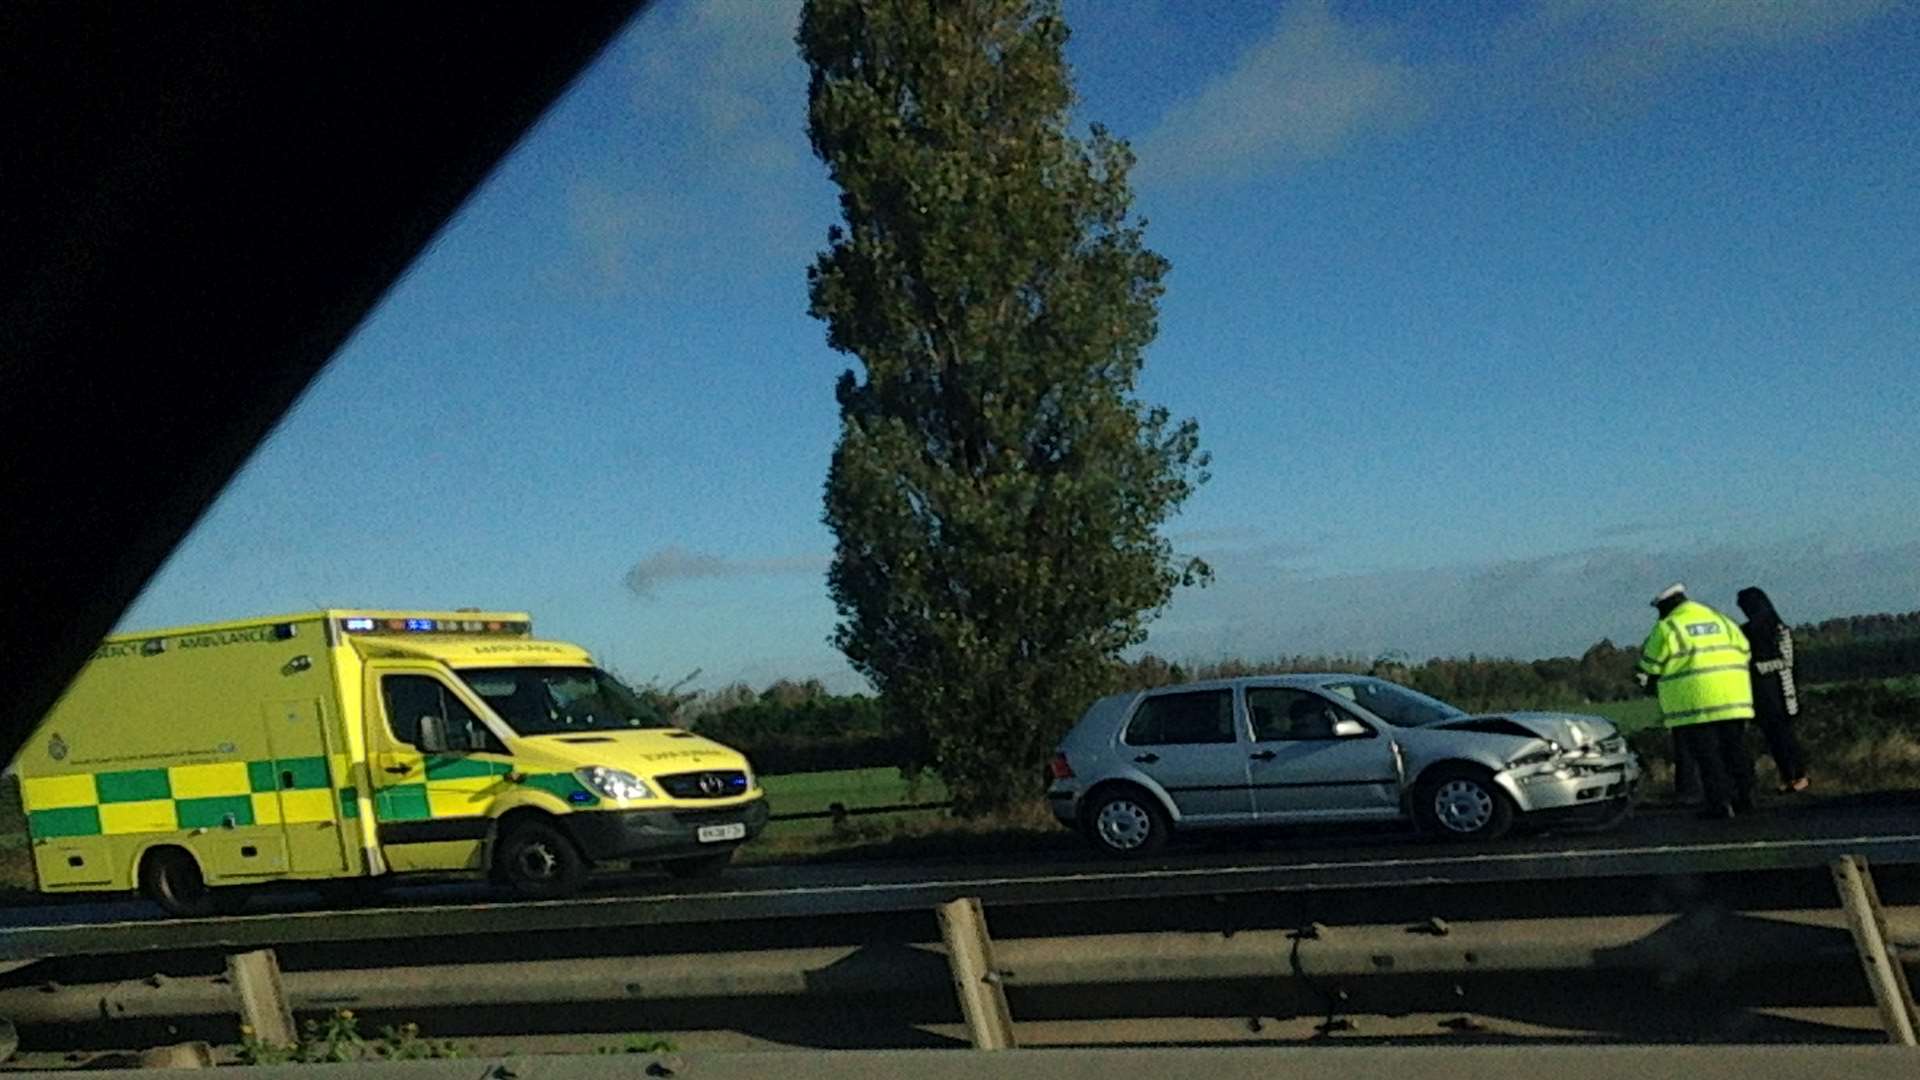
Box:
[494,820,589,899]
[663,850,733,879]
[1414,766,1514,842]
[1084,787,1170,858]
[140,848,243,918]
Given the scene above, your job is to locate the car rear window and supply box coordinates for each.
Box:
[1125,689,1236,746]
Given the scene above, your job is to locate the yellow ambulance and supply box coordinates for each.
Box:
[10,610,768,915]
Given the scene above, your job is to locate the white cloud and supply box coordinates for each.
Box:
[632,0,809,177]
[1136,0,1426,187]
[1137,0,1897,187]
[624,545,827,599]
[561,176,656,296]
[1491,0,1900,120]
[1617,0,1896,47]
[553,0,824,295]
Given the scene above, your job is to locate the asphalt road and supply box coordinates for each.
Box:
[2,790,1916,941]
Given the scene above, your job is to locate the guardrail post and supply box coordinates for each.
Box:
[225,949,296,1049]
[1831,855,1920,1045]
[937,896,1016,1050]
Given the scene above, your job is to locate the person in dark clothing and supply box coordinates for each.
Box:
[1737,586,1811,793]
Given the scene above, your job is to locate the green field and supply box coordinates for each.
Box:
[747,767,954,858]
[1567,698,1663,733]
[757,766,946,814]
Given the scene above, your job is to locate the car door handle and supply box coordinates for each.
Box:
[1133,753,1159,765]
[384,764,414,776]
[1249,750,1277,761]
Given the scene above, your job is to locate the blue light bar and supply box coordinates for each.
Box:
[343,617,375,632]
[405,618,435,632]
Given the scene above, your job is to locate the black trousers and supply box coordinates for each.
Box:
[1671,730,1700,800]
[1674,720,1756,812]
[1753,694,1807,786]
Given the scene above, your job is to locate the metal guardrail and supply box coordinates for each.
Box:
[55,1045,1920,1080]
[1,856,1918,1060]
[3,906,1913,1026]
[9,831,1920,964]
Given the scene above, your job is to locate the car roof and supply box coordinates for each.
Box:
[1138,673,1373,694]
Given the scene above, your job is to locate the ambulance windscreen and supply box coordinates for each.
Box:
[457,666,670,735]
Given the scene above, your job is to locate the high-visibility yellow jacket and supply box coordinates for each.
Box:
[1638,600,1755,727]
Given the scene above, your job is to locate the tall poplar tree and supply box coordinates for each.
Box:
[801,0,1208,812]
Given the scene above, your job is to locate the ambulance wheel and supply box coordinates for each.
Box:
[663,850,732,879]
[140,848,243,918]
[495,820,588,899]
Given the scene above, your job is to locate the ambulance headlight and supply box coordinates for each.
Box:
[577,766,654,801]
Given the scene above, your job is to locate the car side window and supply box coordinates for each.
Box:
[1124,689,1236,746]
[1248,688,1353,741]
[379,674,502,753]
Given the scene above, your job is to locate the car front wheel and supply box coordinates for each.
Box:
[1414,767,1514,841]
[1085,788,1170,858]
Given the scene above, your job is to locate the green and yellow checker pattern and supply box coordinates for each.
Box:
[21,756,358,840]
[371,754,597,822]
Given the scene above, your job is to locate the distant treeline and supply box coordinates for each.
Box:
[666,679,906,776]
[669,610,1920,774]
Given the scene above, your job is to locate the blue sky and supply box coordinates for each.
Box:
[121,0,1919,692]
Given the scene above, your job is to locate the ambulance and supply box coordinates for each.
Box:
[9,610,769,915]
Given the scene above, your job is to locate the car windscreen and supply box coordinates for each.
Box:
[456,666,670,735]
[1321,678,1467,728]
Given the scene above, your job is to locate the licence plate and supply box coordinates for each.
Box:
[697,822,746,843]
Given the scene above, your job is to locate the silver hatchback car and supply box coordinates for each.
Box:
[1046,674,1641,856]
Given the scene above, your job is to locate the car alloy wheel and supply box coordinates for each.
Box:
[1432,778,1495,834]
[1095,797,1154,851]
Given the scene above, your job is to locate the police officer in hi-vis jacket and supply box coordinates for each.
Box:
[1637,583,1756,820]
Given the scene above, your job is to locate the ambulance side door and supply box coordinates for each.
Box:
[363,665,515,873]
[259,699,351,875]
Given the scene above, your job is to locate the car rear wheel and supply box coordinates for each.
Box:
[494,820,589,899]
[1415,767,1514,841]
[1085,788,1170,858]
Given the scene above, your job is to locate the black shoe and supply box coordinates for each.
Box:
[1695,804,1736,821]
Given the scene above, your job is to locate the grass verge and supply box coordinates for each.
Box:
[738,797,1073,865]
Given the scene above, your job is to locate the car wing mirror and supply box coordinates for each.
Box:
[1333,718,1368,738]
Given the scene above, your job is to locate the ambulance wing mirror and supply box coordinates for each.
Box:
[417,716,454,754]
